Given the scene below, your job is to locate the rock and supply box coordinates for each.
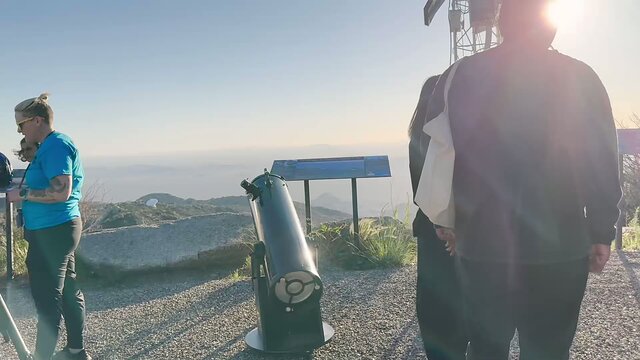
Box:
[77,213,253,274]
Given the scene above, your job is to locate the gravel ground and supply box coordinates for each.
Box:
[1,251,638,360]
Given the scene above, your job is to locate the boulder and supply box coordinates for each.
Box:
[77,213,253,274]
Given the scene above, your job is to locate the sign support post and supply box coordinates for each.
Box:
[304,180,311,235]
[351,178,359,248]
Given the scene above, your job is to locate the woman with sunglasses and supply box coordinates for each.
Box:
[7,93,91,360]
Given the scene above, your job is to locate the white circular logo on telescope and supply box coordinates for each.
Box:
[287,280,304,295]
[275,271,317,304]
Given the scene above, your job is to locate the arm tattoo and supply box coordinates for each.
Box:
[50,177,69,194]
[28,176,72,203]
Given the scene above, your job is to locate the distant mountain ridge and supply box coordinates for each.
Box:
[312,192,355,214]
[93,193,351,230]
[137,193,194,205]
[79,142,412,209]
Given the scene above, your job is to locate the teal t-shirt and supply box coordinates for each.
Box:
[23,132,84,230]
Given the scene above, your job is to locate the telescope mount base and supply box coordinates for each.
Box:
[245,321,335,354]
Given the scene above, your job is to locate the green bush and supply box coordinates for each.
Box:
[229,255,252,281]
[356,217,416,268]
[308,222,366,269]
[0,228,29,278]
[308,211,416,270]
[622,208,640,251]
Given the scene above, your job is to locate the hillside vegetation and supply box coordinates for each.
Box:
[89,193,350,231]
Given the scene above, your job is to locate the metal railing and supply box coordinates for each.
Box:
[2,169,25,280]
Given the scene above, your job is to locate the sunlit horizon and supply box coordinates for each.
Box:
[1,1,637,160]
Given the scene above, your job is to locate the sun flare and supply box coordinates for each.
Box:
[545,0,584,30]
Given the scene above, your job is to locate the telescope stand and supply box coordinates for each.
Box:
[245,242,334,354]
[0,292,32,360]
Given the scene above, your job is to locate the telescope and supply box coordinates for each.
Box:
[241,170,334,353]
[1,292,32,360]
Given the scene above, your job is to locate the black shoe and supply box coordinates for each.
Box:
[52,347,92,360]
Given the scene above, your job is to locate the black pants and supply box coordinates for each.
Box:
[26,218,86,359]
[416,230,468,360]
[457,257,589,360]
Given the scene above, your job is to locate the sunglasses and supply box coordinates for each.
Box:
[18,116,36,134]
[17,117,35,133]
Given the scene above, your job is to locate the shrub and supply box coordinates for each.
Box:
[308,222,367,269]
[229,255,252,281]
[356,216,416,268]
[622,208,640,251]
[0,228,29,278]
[308,211,416,270]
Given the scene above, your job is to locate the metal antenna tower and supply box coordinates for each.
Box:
[425,0,503,64]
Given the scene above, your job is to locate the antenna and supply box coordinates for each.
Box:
[425,0,503,64]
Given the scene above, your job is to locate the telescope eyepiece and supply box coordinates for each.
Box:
[241,179,262,200]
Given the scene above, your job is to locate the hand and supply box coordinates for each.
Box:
[6,188,23,204]
[589,244,611,273]
[435,227,456,256]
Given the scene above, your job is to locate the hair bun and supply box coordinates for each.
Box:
[37,93,50,104]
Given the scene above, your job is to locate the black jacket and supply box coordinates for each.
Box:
[425,45,622,263]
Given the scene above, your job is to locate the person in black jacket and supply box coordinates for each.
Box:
[425,1,622,359]
[409,75,468,360]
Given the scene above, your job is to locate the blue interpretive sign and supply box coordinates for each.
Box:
[271,155,391,181]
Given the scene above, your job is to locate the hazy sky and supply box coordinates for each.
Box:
[1,0,638,161]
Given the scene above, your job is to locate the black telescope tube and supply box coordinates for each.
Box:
[244,173,322,304]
